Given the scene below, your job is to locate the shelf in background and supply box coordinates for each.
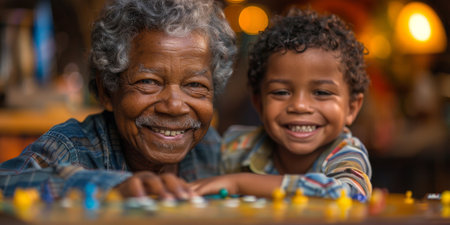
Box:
[0,104,101,135]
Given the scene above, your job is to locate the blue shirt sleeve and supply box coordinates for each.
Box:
[0,125,132,198]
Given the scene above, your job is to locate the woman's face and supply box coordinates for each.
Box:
[101,30,214,166]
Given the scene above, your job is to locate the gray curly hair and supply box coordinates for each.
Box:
[89,0,237,98]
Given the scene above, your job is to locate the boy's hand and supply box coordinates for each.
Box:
[190,173,284,198]
[190,174,244,196]
[114,171,197,200]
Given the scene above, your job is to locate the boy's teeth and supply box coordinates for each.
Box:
[151,128,185,136]
[289,125,316,132]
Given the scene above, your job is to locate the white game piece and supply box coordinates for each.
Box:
[161,199,177,208]
[251,198,267,208]
[242,195,257,203]
[223,198,240,208]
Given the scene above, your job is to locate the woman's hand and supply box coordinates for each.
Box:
[114,171,197,200]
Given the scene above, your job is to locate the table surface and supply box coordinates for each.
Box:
[1,191,449,225]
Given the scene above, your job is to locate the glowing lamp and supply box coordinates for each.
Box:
[395,2,447,54]
[238,6,268,35]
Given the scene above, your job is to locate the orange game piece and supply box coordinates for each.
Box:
[369,188,387,215]
[272,188,285,202]
[105,189,122,202]
[404,190,414,204]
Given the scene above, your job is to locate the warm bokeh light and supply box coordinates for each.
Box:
[395,2,447,54]
[387,1,403,26]
[369,34,392,59]
[408,13,431,42]
[238,6,268,35]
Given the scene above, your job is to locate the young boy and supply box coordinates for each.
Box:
[191,8,372,199]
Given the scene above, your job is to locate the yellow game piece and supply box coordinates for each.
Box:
[442,205,450,218]
[13,188,35,221]
[325,203,339,222]
[26,189,40,203]
[272,188,287,212]
[292,188,308,205]
[13,189,33,210]
[404,190,414,204]
[336,189,352,221]
[272,188,285,202]
[441,190,450,206]
[105,189,122,202]
[336,189,352,209]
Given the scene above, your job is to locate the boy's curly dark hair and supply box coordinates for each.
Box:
[248,8,369,100]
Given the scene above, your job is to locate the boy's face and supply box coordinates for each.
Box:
[253,48,363,156]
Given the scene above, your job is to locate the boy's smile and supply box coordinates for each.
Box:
[254,48,363,169]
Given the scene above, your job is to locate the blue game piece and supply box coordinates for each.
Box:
[85,197,100,210]
[84,183,99,211]
[219,188,228,199]
[41,182,54,204]
[351,193,367,203]
[85,182,97,197]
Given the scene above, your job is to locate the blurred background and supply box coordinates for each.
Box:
[0,0,448,198]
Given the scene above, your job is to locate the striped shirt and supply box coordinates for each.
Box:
[0,111,221,198]
[221,125,372,199]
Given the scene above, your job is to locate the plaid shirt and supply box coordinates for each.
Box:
[0,111,221,198]
[221,125,372,199]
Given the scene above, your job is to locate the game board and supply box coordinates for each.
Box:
[0,188,449,225]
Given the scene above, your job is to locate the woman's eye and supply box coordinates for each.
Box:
[187,82,205,88]
[136,79,158,85]
[184,82,211,98]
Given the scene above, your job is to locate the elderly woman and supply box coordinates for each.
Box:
[0,0,236,199]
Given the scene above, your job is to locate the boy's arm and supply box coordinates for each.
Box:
[191,173,283,198]
[192,140,371,199]
[283,142,372,199]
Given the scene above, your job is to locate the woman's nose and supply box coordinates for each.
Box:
[155,85,190,116]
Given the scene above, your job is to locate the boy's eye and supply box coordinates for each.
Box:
[313,90,332,96]
[271,90,290,96]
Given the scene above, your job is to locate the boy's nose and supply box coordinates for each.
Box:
[155,85,190,116]
[286,94,314,114]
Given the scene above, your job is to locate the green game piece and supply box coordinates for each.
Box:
[219,188,228,198]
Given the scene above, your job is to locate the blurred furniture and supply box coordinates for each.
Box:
[0,104,100,162]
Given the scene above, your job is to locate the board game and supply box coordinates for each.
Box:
[0,188,449,225]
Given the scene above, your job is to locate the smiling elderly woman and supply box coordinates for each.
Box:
[0,0,236,199]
